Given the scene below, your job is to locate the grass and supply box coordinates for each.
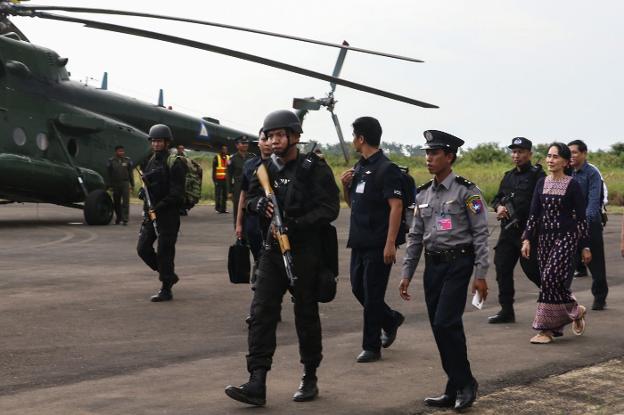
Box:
[181,155,624,207]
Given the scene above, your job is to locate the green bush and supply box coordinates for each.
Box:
[188,143,624,206]
[459,143,509,164]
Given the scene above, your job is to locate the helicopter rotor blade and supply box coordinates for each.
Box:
[330,110,350,163]
[29,11,439,109]
[10,5,424,63]
[330,41,349,94]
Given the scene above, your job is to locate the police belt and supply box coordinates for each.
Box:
[425,245,474,263]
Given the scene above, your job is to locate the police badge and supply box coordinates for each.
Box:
[466,195,483,214]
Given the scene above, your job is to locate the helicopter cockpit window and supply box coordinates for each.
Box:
[13,128,27,146]
[36,133,49,151]
[58,67,69,81]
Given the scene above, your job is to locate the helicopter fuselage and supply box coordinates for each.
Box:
[0,34,254,206]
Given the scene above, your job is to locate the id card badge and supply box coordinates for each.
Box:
[355,181,366,194]
[436,216,453,231]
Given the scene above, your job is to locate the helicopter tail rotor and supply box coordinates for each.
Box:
[292,41,352,163]
[330,110,350,163]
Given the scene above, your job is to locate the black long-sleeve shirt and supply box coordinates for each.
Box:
[491,162,545,230]
[142,150,186,213]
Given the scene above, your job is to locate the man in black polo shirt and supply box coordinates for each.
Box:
[340,116,405,363]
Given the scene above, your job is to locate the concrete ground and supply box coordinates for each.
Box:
[0,203,623,415]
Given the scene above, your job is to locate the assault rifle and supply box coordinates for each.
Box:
[256,163,297,286]
[137,168,158,237]
[500,193,519,231]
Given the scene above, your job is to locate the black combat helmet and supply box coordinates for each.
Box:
[148,124,173,140]
[262,110,303,134]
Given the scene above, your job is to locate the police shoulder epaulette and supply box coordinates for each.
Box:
[455,175,474,188]
[418,179,434,191]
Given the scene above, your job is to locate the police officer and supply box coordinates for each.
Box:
[400,130,489,411]
[340,116,405,363]
[225,110,340,406]
[488,137,544,323]
[107,145,135,225]
[137,124,187,302]
[230,135,256,226]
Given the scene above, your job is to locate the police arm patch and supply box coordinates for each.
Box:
[466,194,484,214]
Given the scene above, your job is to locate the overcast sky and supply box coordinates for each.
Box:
[12,0,624,149]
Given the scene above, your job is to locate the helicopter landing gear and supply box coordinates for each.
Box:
[84,189,113,225]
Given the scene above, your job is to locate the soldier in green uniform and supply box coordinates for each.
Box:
[107,145,135,225]
[229,136,256,226]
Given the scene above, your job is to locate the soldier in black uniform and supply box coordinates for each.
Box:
[401,130,489,411]
[107,145,135,225]
[236,131,271,262]
[225,110,340,406]
[488,137,544,323]
[136,124,187,302]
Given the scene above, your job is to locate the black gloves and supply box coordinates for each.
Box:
[255,196,270,216]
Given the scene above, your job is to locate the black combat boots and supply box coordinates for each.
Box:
[487,305,515,324]
[293,366,319,402]
[224,368,267,406]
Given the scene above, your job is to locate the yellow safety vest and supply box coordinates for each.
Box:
[215,154,229,180]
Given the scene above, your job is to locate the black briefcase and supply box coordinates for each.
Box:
[228,239,250,284]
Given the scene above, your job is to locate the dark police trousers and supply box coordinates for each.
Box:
[137,209,180,284]
[112,182,131,223]
[494,227,541,306]
[214,180,228,213]
[424,254,474,392]
[350,248,402,352]
[244,215,263,262]
[247,236,322,372]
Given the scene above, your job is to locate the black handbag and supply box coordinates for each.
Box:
[228,239,251,284]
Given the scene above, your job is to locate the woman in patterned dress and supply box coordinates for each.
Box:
[521,143,591,344]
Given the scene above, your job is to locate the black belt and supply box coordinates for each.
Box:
[425,245,474,263]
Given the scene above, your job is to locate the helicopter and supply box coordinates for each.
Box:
[0,1,438,225]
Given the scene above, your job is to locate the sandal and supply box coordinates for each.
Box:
[572,305,587,336]
[530,331,554,344]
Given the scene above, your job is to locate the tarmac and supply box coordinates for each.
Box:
[1,203,623,415]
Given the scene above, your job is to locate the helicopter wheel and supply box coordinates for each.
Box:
[84,189,113,225]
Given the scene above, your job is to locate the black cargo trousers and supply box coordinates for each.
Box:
[137,208,180,284]
[494,226,541,306]
[246,232,322,372]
